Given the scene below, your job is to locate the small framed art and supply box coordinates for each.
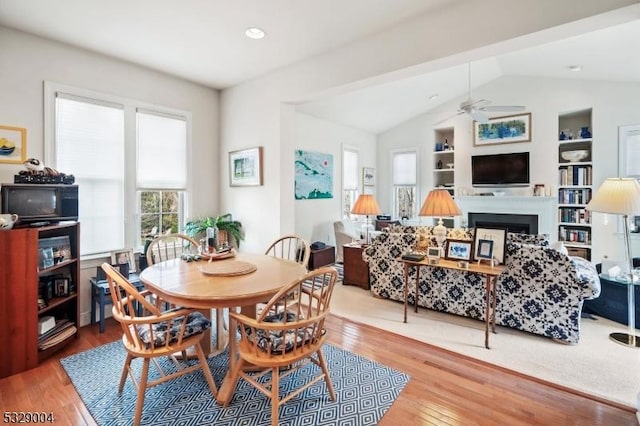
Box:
[476,239,494,260]
[0,125,27,164]
[111,248,136,274]
[445,239,473,261]
[473,227,507,264]
[363,167,375,187]
[229,146,263,186]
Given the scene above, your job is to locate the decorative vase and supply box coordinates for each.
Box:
[559,131,567,141]
[436,160,443,169]
[580,126,591,139]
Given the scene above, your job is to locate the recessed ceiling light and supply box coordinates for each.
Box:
[245,27,265,39]
[429,94,439,100]
[568,65,582,72]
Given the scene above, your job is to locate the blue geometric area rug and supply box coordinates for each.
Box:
[60,340,409,426]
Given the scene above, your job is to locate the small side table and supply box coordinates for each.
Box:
[343,243,369,290]
[90,273,143,333]
[599,273,640,348]
[308,245,335,270]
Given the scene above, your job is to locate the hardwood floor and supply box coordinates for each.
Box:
[0,315,636,425]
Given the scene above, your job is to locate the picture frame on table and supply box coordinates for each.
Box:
[476,239,494,260]
[473,227,507,264]
[229,146,263,186]
[444,239,473,261]
[473,113,531,146]
[111,248,136,274]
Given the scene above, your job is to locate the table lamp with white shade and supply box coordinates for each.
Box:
[418,189,462,249]
[586,177,640,348]
[350,194,381,244]
[351,194,382,244]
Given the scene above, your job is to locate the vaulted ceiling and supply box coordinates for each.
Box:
[1,1,639,134]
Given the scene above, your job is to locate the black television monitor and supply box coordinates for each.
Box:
[471,152,530,187]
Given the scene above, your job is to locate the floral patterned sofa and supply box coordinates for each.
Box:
[362,225,601,344]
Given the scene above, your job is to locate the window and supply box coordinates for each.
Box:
[45,82,190,256]
[392,150,417,219]
[137,110,187,242]
[54,93,125,255]
[342,148,359,218]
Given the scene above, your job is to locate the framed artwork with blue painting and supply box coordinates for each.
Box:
[473,113,531,146]
[294,149,333,199]
[445,239,472,261]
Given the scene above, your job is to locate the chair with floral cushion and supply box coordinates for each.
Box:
[101,263,217,426]
[224,266,338,426]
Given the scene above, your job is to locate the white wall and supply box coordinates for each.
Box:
[220,0,638,254]
[0,26,220,325]
[376,75,640,262]
[294,113,376,247]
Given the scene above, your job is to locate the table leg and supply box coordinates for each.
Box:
[99,292,106,334]
[414,264,420,314]
[403,263,409,323]
[491,277,498,334]
[91,287,96,325]
[216,313,238,405]
[484,275,491,349]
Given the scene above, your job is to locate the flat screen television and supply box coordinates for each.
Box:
[471,152,530,187]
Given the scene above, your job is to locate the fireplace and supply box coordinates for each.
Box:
[468,212,538,234]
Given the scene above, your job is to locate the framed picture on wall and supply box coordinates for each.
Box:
[363,167,375,187]
[229,146,264,186]
[473,113,531,146]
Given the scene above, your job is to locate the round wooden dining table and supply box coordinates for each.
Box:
[139,252,308,404]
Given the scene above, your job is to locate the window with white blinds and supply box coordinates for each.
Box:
[137,110,187,189]
[343,148,359,218]
[47,83,191,256]
[55,94,125,255]
[392,150,417,218]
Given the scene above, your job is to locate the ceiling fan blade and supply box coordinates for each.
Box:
[479,105,525,112]
[469,110,489,123]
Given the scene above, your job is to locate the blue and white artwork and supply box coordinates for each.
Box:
[295,150,333,199]
[474,113,531,146]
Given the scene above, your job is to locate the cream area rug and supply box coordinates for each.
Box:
[330,283,640,408]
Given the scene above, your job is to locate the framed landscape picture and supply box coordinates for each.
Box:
[445,239,473,261]
[229,147,263,187]
[474,113,531,146]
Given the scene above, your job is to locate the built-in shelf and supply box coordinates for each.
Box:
[557,108,593,260]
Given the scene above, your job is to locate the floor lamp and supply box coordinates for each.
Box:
[586,177,640,348]
[419,189,461,250]
[351,194,381,244]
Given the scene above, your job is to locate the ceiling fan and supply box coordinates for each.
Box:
[434,63,525,125]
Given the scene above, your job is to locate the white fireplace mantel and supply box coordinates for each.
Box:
[456,196,556,239]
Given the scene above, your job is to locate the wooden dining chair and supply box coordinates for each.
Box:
[101,263,217,426]
[145,233,200,266]
[224,266,338,426]
[264,234,310,269]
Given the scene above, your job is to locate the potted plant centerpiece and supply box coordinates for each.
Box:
[184,213,244,249]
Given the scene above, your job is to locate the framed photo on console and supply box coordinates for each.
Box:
[444,239,473,261]
[473,227,507,264]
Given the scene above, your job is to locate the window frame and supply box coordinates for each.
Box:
[44,81,192,256]
[391,149,418,219]
[342,145,360,219]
